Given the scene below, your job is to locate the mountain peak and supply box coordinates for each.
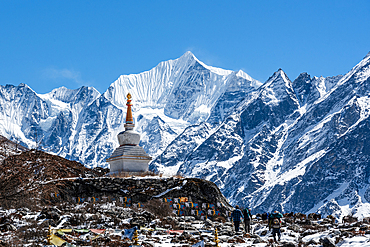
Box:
[176,51,233,76]
[17,83,36,94]
[294,72,311,83]
[38,86,100,104]
[365,51,370,59]
[182,51,196,59]
[257,68,299,108]
[18,83,31,90]
[176,51,198,64]
[266,68,290,85]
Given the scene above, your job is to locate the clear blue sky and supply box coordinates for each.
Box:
[0,0,369,94]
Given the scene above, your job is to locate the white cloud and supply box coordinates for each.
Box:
[42,68,87,86]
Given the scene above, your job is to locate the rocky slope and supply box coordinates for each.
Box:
[1,201,370,246]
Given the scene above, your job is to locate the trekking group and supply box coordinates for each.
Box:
[231,206,283,242]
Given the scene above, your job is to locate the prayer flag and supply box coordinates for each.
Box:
[90,229,105,234]
[166,230,184,234]
[74,229,89,233]
[50,234,66,246]
[122,226,137,240]
[192,240,205,247]
[58,229,73,233]
[180,197,188,202]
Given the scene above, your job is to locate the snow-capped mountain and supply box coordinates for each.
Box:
[104,51,261,126]
[151,52,370,220]
[1,51,370,220]
[0,51,261,167]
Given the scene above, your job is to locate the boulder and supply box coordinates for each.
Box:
[38,207,61,221]
[287,224,301,231]
[252,235,264,244]
[282,243,295,247]
[320,236,336,247]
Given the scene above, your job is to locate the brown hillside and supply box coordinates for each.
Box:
[0,149,103,208]
[0,135,28,163]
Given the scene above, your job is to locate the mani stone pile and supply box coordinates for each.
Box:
[53,177,233,219]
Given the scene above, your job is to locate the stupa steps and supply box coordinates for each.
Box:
[110,145,151,159]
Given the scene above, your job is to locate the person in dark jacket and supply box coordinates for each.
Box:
[269,210,283,242]
[231,205,244,233]
[243,207,252,233]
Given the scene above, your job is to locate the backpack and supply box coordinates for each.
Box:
[243,209,251,220]
[272,218,281,229]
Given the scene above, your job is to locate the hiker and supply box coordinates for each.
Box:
[269,210,283,242]
[231,205,244,233]
[243,207,252,233]
[261,212,268,222]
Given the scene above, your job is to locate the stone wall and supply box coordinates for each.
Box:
[54,176,233,219]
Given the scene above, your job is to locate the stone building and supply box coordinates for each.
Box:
[107,93,151,173]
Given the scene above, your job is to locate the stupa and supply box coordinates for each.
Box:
[107,93,151,173]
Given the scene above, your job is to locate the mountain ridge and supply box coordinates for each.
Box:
[1,51,370,220]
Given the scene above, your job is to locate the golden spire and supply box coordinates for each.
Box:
[125,93,134,124]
